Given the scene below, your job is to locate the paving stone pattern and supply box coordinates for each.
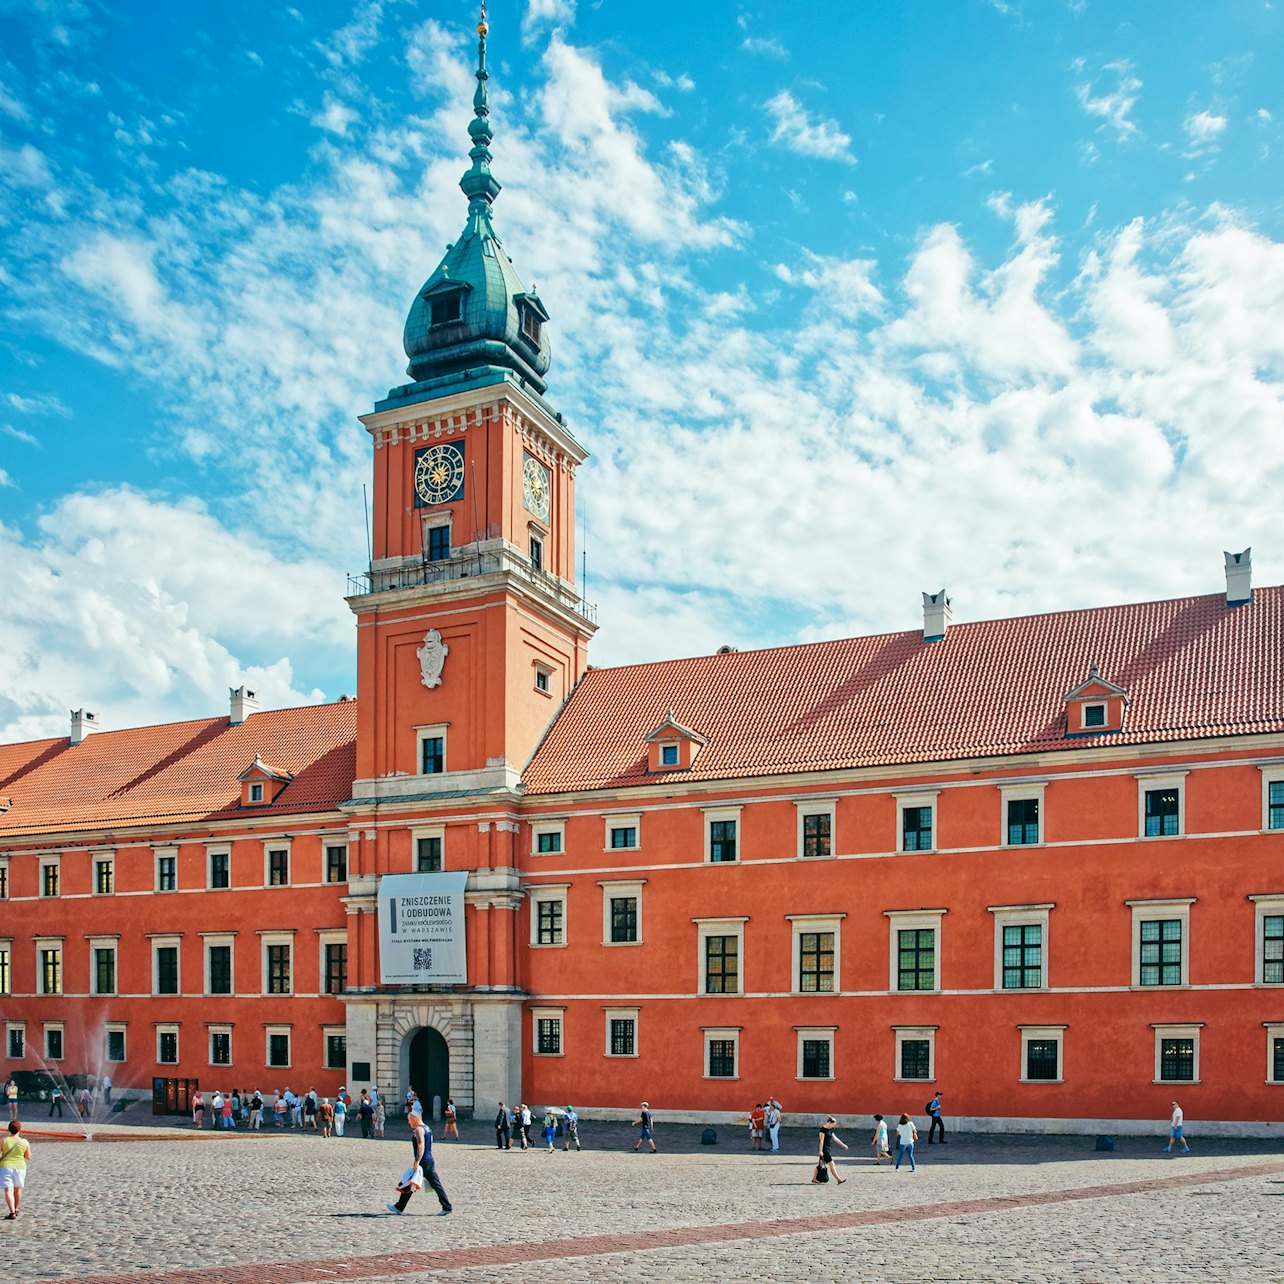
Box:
[10,1119,1284,1282]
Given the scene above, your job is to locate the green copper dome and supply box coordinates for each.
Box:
[402,9,552,394]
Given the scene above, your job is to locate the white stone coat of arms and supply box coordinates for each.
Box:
[417,629,449,689]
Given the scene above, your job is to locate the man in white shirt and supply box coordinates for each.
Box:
[765,1099,782,1152]
[1165,1101,1191,1154]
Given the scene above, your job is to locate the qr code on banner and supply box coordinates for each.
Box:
[413,947,433,971]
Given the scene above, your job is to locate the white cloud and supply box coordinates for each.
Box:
[313,93,359,137]
[763,90,855,163]
[5,391,71,416]
[523,0,576,43]
[1074,58,1143,141]
[742,36,789,59]
[1183,108,1228,157]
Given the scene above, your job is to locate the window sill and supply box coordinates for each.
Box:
[1019,1077,1064,1085]
[1154,1079,1201,1086]
[893,1076,936,1084]
[529,942,568,949]
[605,1052,639,1059]
[533,1051,565,1058]
[798,1075,836,1082]
[603,940,643,947]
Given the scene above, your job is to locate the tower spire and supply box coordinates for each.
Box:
[461,2,501,211]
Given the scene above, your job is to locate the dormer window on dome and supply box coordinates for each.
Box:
[423,279,469,329]
[516,292,549,349]
[644,711,708,774]
[1063,664,1128,736]
[237,753,294,807]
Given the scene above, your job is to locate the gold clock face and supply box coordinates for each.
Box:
[522,454,551,521]
[414,443,465,506]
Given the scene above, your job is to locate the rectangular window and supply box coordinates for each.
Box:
[426,525,450,561]
[157,855,177,892]
[535,667,551,694]
[704,935,739,995]
[249,782,264,803]
[326,1034,347,1070]
[536,1017,561,1055]
[209,851,230,889]
[1006,798,1039,845]
[156,946,179,995]
[1002,924,1043,989]
[1274,1037,1284,1084]
[1144,788,1180,837]
[660,743,679,766]
[40,947,62,995]
[42,863,59,897]
[0,864,7,899]
[1083,703,1106,728]
[897,928,936,991]
[536,830,562,854]
[798,932,835,993]
[1264,915,1284,985]
[1139,919,1183,986]
[802,813,831,858]
[707,1038,737,1078]
[95,859,114,895]
[416,836,443,873]
[268,1032,290,1067]
[208,945,232,995]
[430,294,461,327]
[325,845,347,883]
[94,947,116,995]
[900,1038,931,1080]
[266,944,291,994]
[609,897,638,944]
[46,1028,63,1061]
[324,942,347,995]
[609,826,637,850]
[6,1028,22,1060]
[610,1018,635,1057]
[210,1031,231,1066]
[1160,1037,1195,1082]
[158,1031,178,1064]
[801,1039,831,1079]
[105,1029,125,1063]
[902,805,933,851]
[1026,1039,1059,1081]
[1270,781,1284,831]
[529,536,543,572]
[537,899,563,945]
[0,950,8,996]
[709,819,737,863]
[267,849,289,886]
[421,736,445,775]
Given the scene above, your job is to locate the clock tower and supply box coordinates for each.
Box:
[341,7,596,1118]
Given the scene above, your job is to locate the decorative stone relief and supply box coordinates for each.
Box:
[417,629,449,689]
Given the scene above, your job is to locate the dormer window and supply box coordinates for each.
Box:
[644,711,708,774]
[237,753,293,806]
[430,293,463,328]
[514,292,550,351]
[522,308,542,344]
[1083,704,1106,729]
[1063,664,1128,737]
[660,744,679,767]
[249,783,264,803]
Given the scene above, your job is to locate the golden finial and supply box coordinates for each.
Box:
[478,2,488,37]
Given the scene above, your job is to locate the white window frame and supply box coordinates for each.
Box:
[248,781,265,803]
[36,937,63,996]
[1081,701,1107,730]
[702,1026,741,1080]
[1000,781,1046,847]
[886,909,946,992]
[323,841,348,884]
[39,857,60,897]
[0,939,9,996]
[533,661,554,697]
[703,806,743,863]
[147,935,181,996]
[604,1007,639,1058]
[202,933,236,997]
[694,917,748,996]
[415,723,448,776]
[989,903,1053,991]
[796,798,837,859]
[1262,766,1284,832]
[156,1024,180,1065]
[895,790,939,853]
[92,851,115,896]
[5,1023,24,1060]
[1136,771,1188,839]
[0,857,8,900]
[658,741,680,767]
[88,936,119,996]
[603,812,641,851]
[531,1006,565,1057]
[206,845,231,891]
[893,1025,937,1083]
[422,511,452,559]
[529,884,569,948]
[1152,1022,1202,1085]
[208,1025,233,1067]
[104,1023,127,1064]
[260,931,295,996]
[323,1026,347,1070]
[796,1026,837,1081]
[154,846,178,893]
[600,879,646,946]
[1265,1022,1284,1084]
[1018,1024,1066,1084]
[265,1025,292,1070]
[43,1022,65,1062]
[410,824,445,872]
[263,839,292,888]
[789,913,844,995]
[531,819,566,857]
[1251,894,1284,986]
[1128,898,1194,989]
[318,930,348,997]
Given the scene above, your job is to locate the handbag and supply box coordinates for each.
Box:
[813,1163,829,1183]
[398,1166,423,1192]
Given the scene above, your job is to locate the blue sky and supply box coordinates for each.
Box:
[1,0,1282,741]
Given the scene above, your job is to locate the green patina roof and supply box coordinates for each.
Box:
[401,8,552,395]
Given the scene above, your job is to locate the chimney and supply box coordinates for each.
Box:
[70,709,99,745]
[230,686,260,725]
[1224,548,1252,607]
[922,590,953,643]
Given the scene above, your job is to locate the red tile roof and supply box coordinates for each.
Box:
[523,587,1284,794]
[0,702,357,838]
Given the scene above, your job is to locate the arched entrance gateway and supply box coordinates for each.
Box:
[409,1026,450,1119]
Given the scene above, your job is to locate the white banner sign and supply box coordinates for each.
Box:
[377,871,469,984]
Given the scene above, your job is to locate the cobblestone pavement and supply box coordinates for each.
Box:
[9,1117,1284,1282]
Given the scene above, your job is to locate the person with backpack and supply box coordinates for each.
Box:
[632,1101,656,1152]
[562,1105,581,1152]
[926,1091,946,1143]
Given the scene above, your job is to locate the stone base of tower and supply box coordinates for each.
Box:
[343,992,523,1123]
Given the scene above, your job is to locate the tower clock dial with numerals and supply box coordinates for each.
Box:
[414,442,465,507]
[522,454,551,521]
